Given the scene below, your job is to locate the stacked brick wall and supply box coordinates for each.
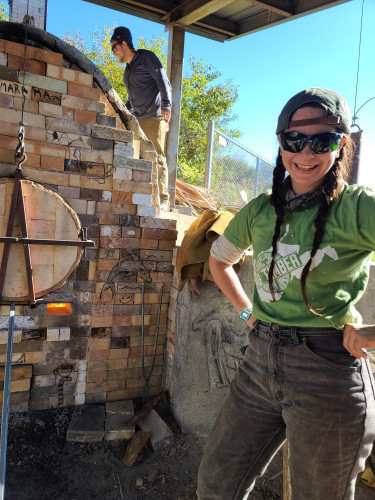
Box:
[0,38,177,412]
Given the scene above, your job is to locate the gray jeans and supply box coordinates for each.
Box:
[197,320,375,500]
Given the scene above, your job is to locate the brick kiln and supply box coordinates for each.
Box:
[0,26,179,413]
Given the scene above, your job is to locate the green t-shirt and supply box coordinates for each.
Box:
[224,184,375,329]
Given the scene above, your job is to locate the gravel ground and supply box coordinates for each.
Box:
[3,403,373,499]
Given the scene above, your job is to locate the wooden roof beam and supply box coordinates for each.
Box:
[246,0,293,18]
[162,0,237,27]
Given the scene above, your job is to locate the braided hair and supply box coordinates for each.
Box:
[267,126,353,314]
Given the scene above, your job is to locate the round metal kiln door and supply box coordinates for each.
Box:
[0,178,84,302]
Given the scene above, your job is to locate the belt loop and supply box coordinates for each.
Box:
[290,326,299,343]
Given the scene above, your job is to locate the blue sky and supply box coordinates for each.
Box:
[47,0,375,187]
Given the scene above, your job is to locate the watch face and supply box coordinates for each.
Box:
[240,309,251,321]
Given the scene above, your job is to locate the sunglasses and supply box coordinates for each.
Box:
[111,43,122,53]
[279,131,343,154]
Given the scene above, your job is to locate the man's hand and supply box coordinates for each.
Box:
[343,323,375,359]
[162,109,171,123]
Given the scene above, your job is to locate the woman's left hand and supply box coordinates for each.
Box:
[343,323,375,359]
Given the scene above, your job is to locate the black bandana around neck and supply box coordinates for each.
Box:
[282,176,324,211]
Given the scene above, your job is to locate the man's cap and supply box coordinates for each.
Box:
[276,88,351,135]
[110,26,133,46]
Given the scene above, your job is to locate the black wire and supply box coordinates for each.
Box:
[353,0,365,119]
[20,0,31,125]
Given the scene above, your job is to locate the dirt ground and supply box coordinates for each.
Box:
[4,402,373,499]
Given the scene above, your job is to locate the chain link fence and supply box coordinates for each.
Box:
[205,121,274,206]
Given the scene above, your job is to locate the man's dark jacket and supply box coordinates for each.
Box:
[123,49,171,120]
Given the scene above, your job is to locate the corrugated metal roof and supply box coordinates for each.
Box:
[83,0,351,42]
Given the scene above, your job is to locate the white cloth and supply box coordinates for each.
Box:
[210,234,245,265]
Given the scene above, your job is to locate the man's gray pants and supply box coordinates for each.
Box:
[197,320,375,499]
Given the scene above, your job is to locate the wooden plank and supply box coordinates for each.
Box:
[123,431,150,467]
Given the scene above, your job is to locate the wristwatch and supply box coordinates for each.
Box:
[239,307,252,321]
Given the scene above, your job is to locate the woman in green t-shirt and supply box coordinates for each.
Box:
[197,88,375,499]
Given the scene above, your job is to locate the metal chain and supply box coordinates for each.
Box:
[14,0,31,177]
[14,122,27,175]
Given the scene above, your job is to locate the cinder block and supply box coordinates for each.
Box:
[138,409,174,454]
[132,193,152,206]
[66,404,105,442]
[104,413,135,441]
[46,327,59,341]
[59,327,70,341]
[114,156,152,172]
[137,205,157,217]
[92,125,133,143]
[19,71,67,94]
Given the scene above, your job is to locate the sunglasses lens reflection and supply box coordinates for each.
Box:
[281,132,342,154]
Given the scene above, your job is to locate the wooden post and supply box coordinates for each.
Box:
[283,442,291,500]
[166,25,185,206]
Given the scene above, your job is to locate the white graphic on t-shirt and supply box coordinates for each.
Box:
[255,224,338,302]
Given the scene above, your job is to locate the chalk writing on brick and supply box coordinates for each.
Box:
[0,80,28,96]
[32,86,61,104]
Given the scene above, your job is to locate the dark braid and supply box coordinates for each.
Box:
[267,135,353,312]
[299,161,339,315]
[267,154,286,301]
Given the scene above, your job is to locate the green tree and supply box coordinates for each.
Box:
[61,26,240,186]
[0,0,8,21]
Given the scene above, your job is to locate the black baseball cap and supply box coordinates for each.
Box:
[110,27,133,46]
[276,88,351,135]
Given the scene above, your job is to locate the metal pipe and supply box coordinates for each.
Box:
[205,120,214,189]
[0,302,16,500]
[0,238,94,247]
[254,157,260,197]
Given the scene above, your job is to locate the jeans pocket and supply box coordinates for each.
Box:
[301,334,361,372]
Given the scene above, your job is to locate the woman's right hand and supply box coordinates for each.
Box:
[246,315,256,330]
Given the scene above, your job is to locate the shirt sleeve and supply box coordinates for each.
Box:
[224,197,260,250]
[210,234,245,265]
[356,187,375,251]
[145,52,172,111]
